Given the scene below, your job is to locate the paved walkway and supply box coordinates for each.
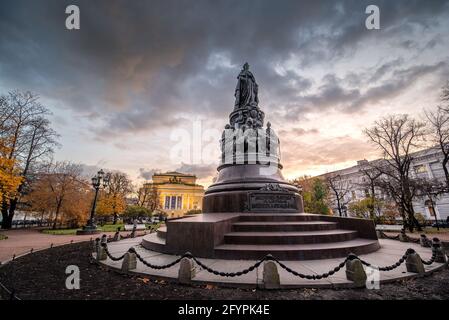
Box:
[99,237,444,288]
[0,228,137,262]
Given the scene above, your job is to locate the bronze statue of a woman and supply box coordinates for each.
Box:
[234,62,259,109]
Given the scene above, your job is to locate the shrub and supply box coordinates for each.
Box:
[414,212,426,226]
[185,209,202,215]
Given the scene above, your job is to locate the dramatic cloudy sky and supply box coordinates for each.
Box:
[1,0,449,186]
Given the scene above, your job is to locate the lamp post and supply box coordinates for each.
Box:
[341,204,348,217]
[77,169,110,235]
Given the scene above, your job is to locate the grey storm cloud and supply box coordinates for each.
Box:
[1,0,449,140]
[79,163,106,179]
[138,168,161,180]
[174,162,217,180]
[293,60,448,115]
[138,163,216,181]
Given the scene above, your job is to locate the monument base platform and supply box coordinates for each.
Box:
[141,213,380,260]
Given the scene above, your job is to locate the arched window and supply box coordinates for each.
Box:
[164,196,170,210]
[425,200,436,217]
[170,196,176,209]
[177,196,182,209]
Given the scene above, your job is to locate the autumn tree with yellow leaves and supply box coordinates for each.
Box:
[96,171,132,224]
[0,91,59,229]
[0,139,22,202]
[26,161,92,229]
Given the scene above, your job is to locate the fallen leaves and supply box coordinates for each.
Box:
[205,284,216,290]
[138,277,150,284]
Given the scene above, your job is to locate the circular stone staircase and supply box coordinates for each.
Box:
[142,213,380,260]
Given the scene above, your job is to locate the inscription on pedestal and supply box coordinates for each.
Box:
[248,192,298,211]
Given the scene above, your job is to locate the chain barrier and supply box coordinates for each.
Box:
[379,230,430,244]
[132,247,185,270]
[421,250,437,265]
[191,254,265,277]
[378,230,400,240]
[405,236,421,244]
[357,249,411,271]
[99,241,441,279]
[267,255,349,279]
[102,243,127,261]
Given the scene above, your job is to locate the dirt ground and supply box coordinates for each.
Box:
[0,241,448,300]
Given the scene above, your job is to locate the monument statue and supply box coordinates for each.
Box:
[234,62,259,109]
[141,63,380,261]
[229,63,264,129]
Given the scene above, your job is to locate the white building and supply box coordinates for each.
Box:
[317,147,449,221]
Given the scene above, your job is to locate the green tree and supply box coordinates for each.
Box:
[123,205,152,220]
[295,176,330,215]
[348,198,383,219]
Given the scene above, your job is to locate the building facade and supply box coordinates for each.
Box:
[142,172,205,218]
[317,147,449,221]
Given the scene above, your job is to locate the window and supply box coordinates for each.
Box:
[170,196,176,209]
[177,196,182,209]
[414,165,427,175]
[425,200,436,217]
[164,196,170,210]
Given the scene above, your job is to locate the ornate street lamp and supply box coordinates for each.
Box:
[77,169,110,235]
[341,204,348,217]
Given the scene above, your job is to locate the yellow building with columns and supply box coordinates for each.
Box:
[143,172,205,218]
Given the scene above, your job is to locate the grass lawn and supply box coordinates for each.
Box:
[0,234,7,240]
[41,222,162,235]
[42,228,79,235]
[99,223,124,232]
[42,224,124,235]
[421,227,449,234]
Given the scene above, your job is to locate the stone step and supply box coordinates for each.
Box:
[157,227,167,239]
[232,221,338,232]
[224,230,358,245]
[238,213,322,222]
[214,239,381,260]
[141,232,167,253]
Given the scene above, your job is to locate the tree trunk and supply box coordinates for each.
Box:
[113,212,118,225]
[1,198,11,229]
[443,158,449,190]
[52,198,63,230]
[39,210,45,227]
[3,197,19,229]
[1,214,12,229]
[398,205,408,231]
[336,198,342,217]
[403,198,421,232]
[52,213,58,230]
[369,183,376,219]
